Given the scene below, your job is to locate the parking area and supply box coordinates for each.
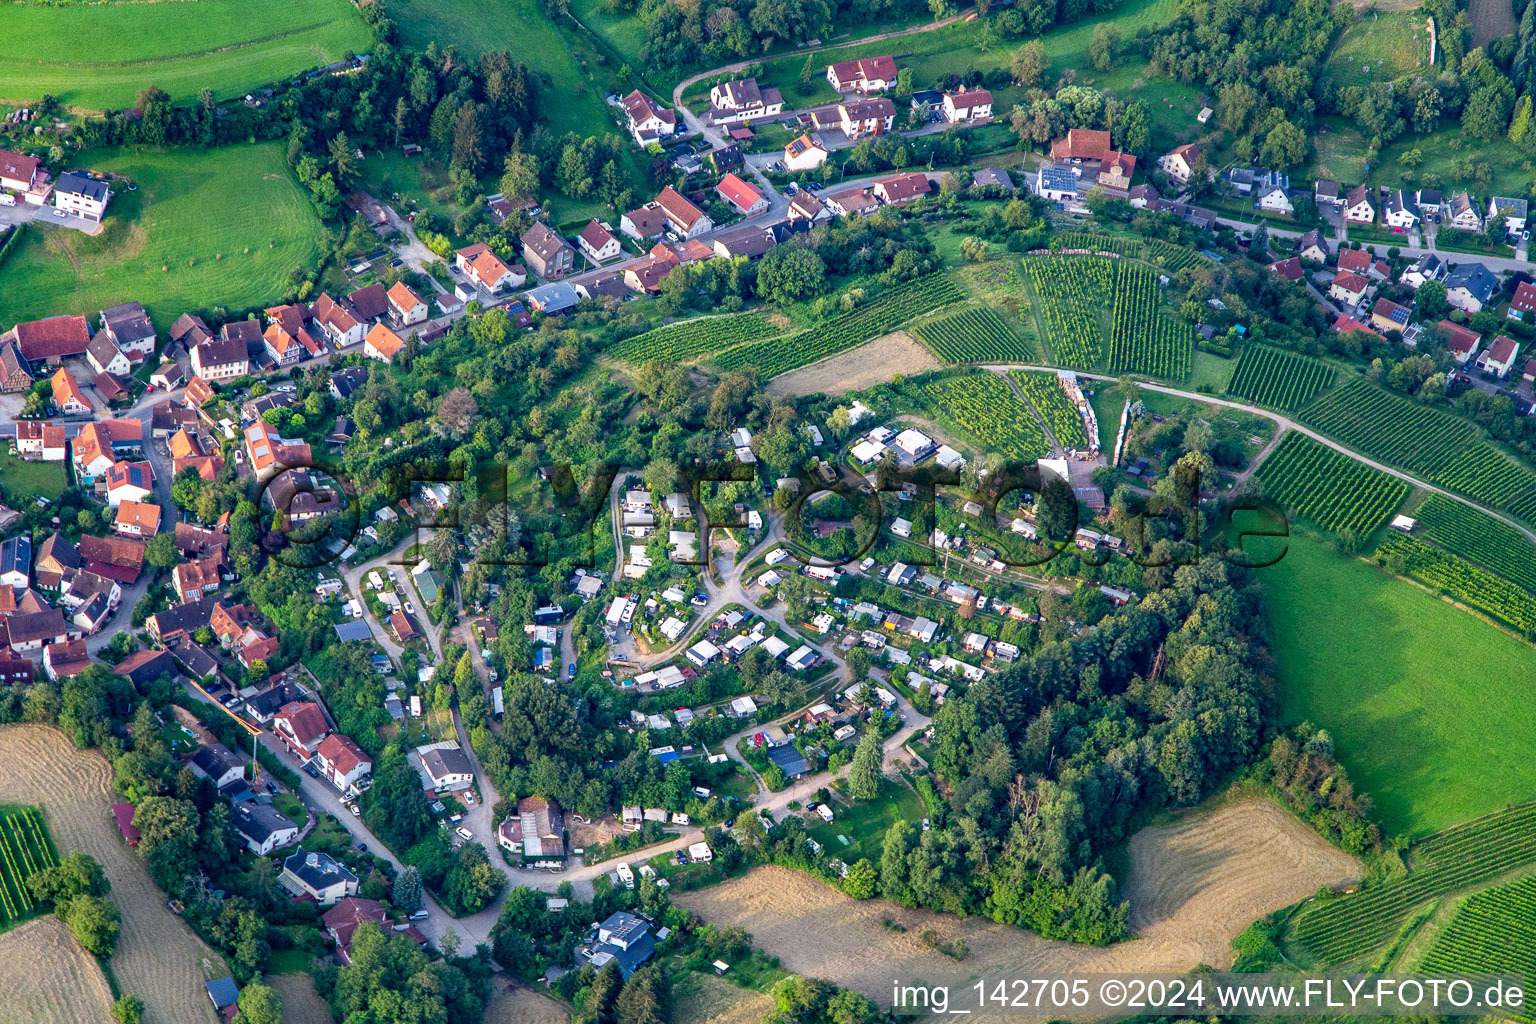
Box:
[0,199,103,236]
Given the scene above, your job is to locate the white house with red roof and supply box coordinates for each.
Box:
[105,461,154,507]
[873,172,931,205]
[715,173,768,216]
[273,701,332,760]
[942,87,992,123]
[784,133,830,172]
[577,219,622,263]
[363,323,406,364]
[619,90,677,145]
[1438,320,1481,363]
[1479,335,1522,377]
[1509,281,1536,321]
[314,733,372,796]
[826,55,897,93]
[653,186,713,238]
[837,98,895,138]
[387,282,429,326]
[0,148,41,193]
[1328,271,1370,306]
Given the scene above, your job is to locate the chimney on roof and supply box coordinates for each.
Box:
[306,853,319,868]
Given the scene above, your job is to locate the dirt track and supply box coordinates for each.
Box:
[0,915,117,1024]
[675,799,1358,1014]
[0,725,225,1024]
[766,331,941,396]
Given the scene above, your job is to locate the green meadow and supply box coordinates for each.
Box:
[1260,538,1536,839]
[0,0,370,110]
[0,143,325,329]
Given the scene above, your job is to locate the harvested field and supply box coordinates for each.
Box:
[1470,0,1516,46]
[675,799,1357,1012]
[0,725,224,1024]
[766,332,941,397]
[270,972,334,1024]
[673,972,774,1024]
[484,983,569,1024]
[0,915,116,1024]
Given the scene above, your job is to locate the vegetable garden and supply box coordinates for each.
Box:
[1106,260,1192,378]
[1253,433,1409,536]
[1010,371,1091,451]
[713,275,963,377]
[920,373,1050,461]
[1418,874,1536,1022]
[1377,535,1536,633]
[1226,346,1336,411]
[1022,255,1113,369]
[0,805,58,931]
[1303,379,1536,511]
[1413,495,1536,594]
[1292,802,1536,965]
[915,306,1035,363]
[609,313,775,365]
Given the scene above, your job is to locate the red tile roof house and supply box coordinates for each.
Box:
[1439,319,1482,363]
[619,205,669,242]
[873,172,931,205]
[105,460,154,507]
[0,148,41,192]
[311,294,365,348]
[314,733,372,796]
[363,323,406,364]
[577,219,622,264]
[619,89,677,145]
[1328,270,1370,305]
[273,701,332,760]
[826,55,897,93]
[942,86,993,123]
[1,315,92,368]
[323,897,426,964]
[1508,280,1536,321]
[715,173,768,216]
[50,367,92,415]
[189,337,250,382]
[387,282,429,326]
[1269,257,1303,282]
[653,186,713,238]
[1480,334,1522,377]
[1332,313,1385,342]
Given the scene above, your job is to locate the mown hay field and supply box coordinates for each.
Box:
[0,725,224,1024]
[676,799,1357,1012]
[0,916,116,1024]
[0,143,324,330]
[0,0,370,109]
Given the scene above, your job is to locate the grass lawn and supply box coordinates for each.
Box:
[0,449,67,502]
[0,0,369,110]
[1371,127,1536,197]
[1089,383,1126,454]
[0,143,324,329]
[264,946,316,975]
[1324,11,1428,88]
[1259,536,1536,839]
[804,778,925,864]
[1304,118,1369,187]
[1187,349,1236,393]
[273,792,309,830]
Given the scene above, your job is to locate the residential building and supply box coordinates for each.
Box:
[1328,270,1370,306]
[1343,184,1376,223]
[113,500,160,538]
[329,366,369,401]
[50,367,91,415]
[619,89,677,145]
[188,743,244,788]
[78,532,145,585]
[1297,229,1330,263]
[3,315,91,367]
[0,343,32,392]
[1446,191,1483,232]
[789,191,829,223]
[577,220,621,264]
[1439,320,1482,363]
[711,225,776,259]
[942,87,992,122]
[1481,335,1522,377]
[708,78,784,123]
[272,701,332,760]
[1415,188,1444,215]
[578,911,656,977]
[1401,253,1445,290]
[1255,180,1293,214]
[0,535,31,589]
[232,803,299,856]
[244,419,311,477]
[1314,180,1342,206]
[1510,281,1536,320]
[86,334,131,377]
[346,283,389,323]
[0,149,41,192]
[386,282,428,326]
[1158,143,1200,184]
[526,281,582,314]
[43,638,90,680]
[1383,189,1419,229]
[314,733,372,795]
[5,609,67,653]
[837,97,895,138]
[826,55,897,93]
[652,186,713,238]
[456,243,522,297]
[619,205,668,242]
[1369,298,1412,334]
[497,796,566,861]
[53,171,110,221]
[97,302,154,363]
[522,222,575,278]
[1489,196,1528,236]
[281,848,358,905]
[873,172,930,205]
[363,323,406,364]
[1445,263,1499,313]
[1052,128,1112,163]
[172,555,222,602]
[311,294,365,348]
[104,460,154,507]
[1269,257,1303,282]
[323,897,424,965]
[823,188,880,217]
[189,338,249,382]
[1338,247,1389,280]
[418,744,474,790]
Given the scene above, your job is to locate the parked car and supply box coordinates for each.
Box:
[455,826,474,841]
[348,803,361,817]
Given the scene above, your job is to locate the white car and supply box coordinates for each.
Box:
[348,803,361,817]
[455,826,474,841]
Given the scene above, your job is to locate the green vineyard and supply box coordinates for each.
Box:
[1145,239,1205,272]
[0,805,59,929]
[1253,433,1409,536]
[914,306,1035,363]
[1419,875,1536,1023]
[1227,346,1336,411]
[1302,379,1536,511]
[609,313,775,364]
[921,373,1050,461]
[1377,535,1536,633]
[1011,371,1091,451]
[1052,232,1144,257]
[1023,255,1113,369]
[1106,260,1191,379]
[713,274,963,377]
[1413,495,1536,594]
[1292,802,1536,965]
